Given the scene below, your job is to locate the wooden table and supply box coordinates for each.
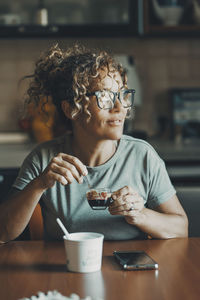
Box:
[0,238,200,300]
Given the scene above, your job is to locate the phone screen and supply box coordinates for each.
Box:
[113,250,158,270]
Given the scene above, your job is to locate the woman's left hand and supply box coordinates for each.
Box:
[108,186,144,225]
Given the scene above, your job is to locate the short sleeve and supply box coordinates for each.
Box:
[12,151,41,190]
[147,150,176,209]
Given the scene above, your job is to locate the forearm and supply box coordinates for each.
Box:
[129,207,188,239]
[0,178,45,243]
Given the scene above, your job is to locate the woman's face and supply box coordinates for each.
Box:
[75,68,128,141]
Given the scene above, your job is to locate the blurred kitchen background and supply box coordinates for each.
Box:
[0,0,200,238]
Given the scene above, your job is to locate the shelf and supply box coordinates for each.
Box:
[143,25,200,37]
[0,24,137,38]
[1,0,200,38]
[142,0,200,37]
[0,0,138,38]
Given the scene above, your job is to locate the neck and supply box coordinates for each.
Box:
[72,133,117,167]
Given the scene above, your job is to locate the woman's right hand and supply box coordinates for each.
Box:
[37,153,88,190]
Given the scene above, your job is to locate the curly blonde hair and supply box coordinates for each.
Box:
[24,43,127,128]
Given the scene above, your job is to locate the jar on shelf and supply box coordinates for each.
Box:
[35,0,48,26]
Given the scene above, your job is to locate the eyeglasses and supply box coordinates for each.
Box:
[87,89,135,110]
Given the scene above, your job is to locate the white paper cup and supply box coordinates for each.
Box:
[63,232,104,273]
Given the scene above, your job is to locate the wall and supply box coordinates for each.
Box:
[0,37,200,137]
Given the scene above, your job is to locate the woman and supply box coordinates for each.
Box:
[0,44,188,242]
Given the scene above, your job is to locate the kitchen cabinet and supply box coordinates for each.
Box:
[0,0,138,38]
[141,0,200,37]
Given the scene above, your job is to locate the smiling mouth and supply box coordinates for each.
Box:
[107,120,123,126]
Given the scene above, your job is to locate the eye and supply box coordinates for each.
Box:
[123,91,130,100]
[121,90,134,107]
[99,91,111,101]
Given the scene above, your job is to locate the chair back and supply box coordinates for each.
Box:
[29,203,43,240]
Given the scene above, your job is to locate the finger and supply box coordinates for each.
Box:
[110,193,133,209]
[109,201,133,214]
[59,153,88,177]
[110,196,125,207]
[132,197,144,211]
[111,186,130,200]
[63,163,84,184]
[51,156,85,183]
[110,192,143,211]
[109,207,138,217]
[109,198,144,217]
[112,185,138,201]
[123,195,144,211]
[48,170,69,186]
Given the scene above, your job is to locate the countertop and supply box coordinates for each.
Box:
[149,139,200,162]
[0,143,35,168]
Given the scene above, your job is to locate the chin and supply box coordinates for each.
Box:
[105,129,123,140]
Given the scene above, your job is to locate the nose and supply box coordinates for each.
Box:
[110,95,123,112]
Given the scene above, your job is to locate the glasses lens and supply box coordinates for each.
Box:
[96,91,113,109]
[120,90,134,108]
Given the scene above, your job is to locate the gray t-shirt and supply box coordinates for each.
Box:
[13,134,176,241]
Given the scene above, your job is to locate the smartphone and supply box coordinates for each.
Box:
[113,250,158,270]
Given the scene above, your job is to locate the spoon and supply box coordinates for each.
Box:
[56,218,70,239]
[84,175,92,189]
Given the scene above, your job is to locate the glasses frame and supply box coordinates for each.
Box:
[87,89,136,110]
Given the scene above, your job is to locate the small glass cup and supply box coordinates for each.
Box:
[86,188,113,210]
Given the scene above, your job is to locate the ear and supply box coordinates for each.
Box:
[61,101,73,120]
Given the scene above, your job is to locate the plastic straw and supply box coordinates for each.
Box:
[56,218,70,239]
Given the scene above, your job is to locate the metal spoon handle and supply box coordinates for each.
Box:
[84,175,92,189]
